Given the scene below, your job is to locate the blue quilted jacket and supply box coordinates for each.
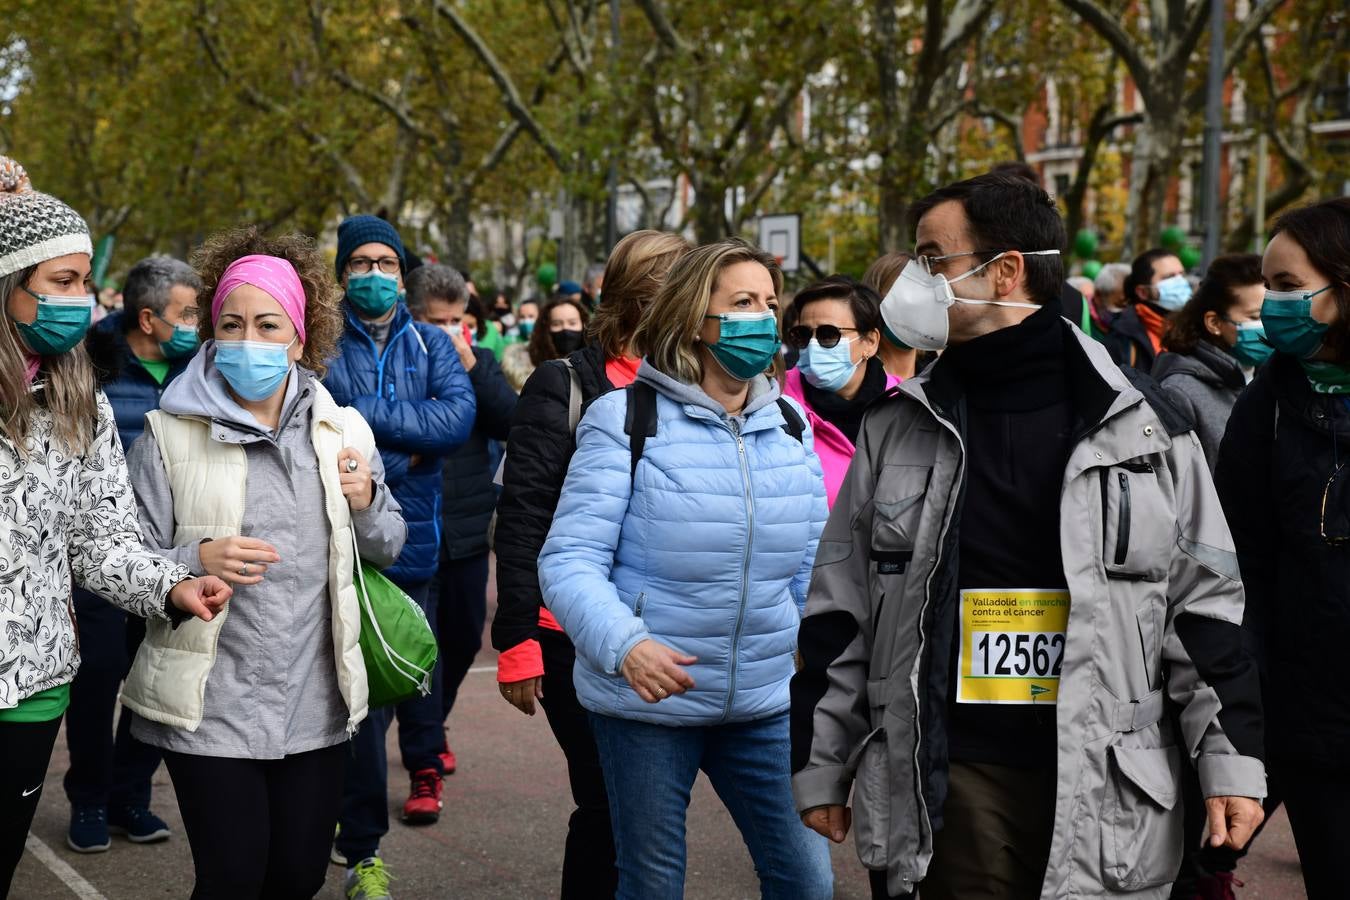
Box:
[538,363,827,726]
[324,302,476,585]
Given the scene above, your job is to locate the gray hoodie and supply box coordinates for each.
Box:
[1153,341,1247,472]
[127,346,405,759]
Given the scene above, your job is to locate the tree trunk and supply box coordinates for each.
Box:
[692,179,729,244]
[440,200,472,269]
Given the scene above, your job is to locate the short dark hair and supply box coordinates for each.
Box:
[1125,248,1179,306]
[463,293,489,339]
[792,275,883,334]
[1272,196,1350,363]
[121,256,202,333]
[1162,254,1263,354]
[908,173,1066,305]
[989,160,1041,188]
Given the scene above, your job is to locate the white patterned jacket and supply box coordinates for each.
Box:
[0,389,188,710]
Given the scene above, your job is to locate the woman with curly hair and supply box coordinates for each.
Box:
[120,227,407,898]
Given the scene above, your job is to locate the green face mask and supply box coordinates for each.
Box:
[881,321,912,351]
[1301,359,1350,395]
[703,311,779,381]
[158,317,201,359]
[15,287,93,356]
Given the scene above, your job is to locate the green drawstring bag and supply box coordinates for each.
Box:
[351,531,438,708]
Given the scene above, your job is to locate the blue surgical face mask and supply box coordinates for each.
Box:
[798,337,861,393]
[1262,286,1332,359]
[704,311,779,381]
[346,271,403,318]
[158,317,201,359]
[1154,274,1192,311]
[213,337,296,401]
[14,287,93,356]
[1229,321,1273,369]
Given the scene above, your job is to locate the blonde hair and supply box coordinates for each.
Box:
[191,227,344,377]
[587,230,692,359]
[634,238,782,385]
[862,251,915,297]
[0,266,98,455]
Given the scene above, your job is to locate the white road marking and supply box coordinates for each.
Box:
[467,665,496,674]
[23,834,107,900]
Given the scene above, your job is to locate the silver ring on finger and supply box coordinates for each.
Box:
[653,686,666,699]
[239,564,249,577]
[346,458,359,473]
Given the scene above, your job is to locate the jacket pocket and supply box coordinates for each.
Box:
[1100,462,1171,581]
[849,725,890,870]
[1100,743,1184,889]
[870,464,930,569]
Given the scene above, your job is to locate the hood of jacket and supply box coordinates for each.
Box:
[1152,340,1244,391]
[160,340,306,436]
[637,362,781,421]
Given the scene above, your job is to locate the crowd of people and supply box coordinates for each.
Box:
[1,146,1349,900]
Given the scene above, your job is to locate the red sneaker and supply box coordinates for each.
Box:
[1195,872,1243,900]
[439,742,457,776]
[401,768,443,825]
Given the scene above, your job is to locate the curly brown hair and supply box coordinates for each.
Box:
[190,226,344,377]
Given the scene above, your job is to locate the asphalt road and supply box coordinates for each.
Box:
[12,584,1309,899]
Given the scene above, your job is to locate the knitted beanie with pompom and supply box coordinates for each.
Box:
[0,156,92,279]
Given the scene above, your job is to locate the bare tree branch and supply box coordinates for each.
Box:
[432,0,566,171]
[1060,0,1153,104]
[634,0,692,56]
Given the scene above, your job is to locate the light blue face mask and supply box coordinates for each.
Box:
[798,338,861,393]
[1154,274,1193,311]
[214,337,296,401]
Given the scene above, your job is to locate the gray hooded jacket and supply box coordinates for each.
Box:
[790,326,1265,898]
[1152,342,1247,472]
[127,348,405,759]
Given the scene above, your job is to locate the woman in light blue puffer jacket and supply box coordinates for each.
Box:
[538,239,832,900]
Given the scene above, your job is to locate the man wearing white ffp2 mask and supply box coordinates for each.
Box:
[794,173,1266,900]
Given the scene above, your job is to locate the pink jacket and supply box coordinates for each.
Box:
[782,367,903,509]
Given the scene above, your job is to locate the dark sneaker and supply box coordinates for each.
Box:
[400,768,443,824]
[108,806,171,844]
[67,805,111,853]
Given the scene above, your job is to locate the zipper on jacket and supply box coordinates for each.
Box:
[722,418,755,722]
[1113,472,1131,566]
[634,592,647,617]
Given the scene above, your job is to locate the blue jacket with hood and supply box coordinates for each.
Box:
[538,363,828,726]
[323,302,475,585]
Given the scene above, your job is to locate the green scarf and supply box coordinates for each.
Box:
[1301,359,1350,395]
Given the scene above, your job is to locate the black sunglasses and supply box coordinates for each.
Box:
[786,324,858,350]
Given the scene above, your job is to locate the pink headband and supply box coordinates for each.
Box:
[211,254,307,342]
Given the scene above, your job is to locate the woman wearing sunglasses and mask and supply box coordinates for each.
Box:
[783,275,903,509]
[1214,196,1350,900]
[0,157,231,893]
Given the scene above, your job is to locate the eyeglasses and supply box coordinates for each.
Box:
[1321,463,1350,545]
[347,256,401,276]
[917,250,995,276]
[785,324,859,350]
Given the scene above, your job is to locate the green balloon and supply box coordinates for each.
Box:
[536,262,557,291]
[1160,226,1186,252]
[1081,259,1103,279]
[1178,245,1202,270]
[1072,229,1099,259]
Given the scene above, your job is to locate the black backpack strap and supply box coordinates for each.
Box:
[776,397,805,444]
[1121,366,1195,437]
[623,382,659,482]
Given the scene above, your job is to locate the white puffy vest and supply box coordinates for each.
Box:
[121,383,371,734]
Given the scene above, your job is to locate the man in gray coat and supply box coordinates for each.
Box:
[790,173,1265,899]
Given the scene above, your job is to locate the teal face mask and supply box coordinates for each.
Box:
[517,319,535,338]
[15,287,93,356]
[346,271,403,318]
[881,321,912,351]
[1262,286,1332,359]
[704,311,779,381]
[158,317,201,360]
[1229,321,1273,369]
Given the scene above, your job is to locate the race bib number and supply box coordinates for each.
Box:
[956,589,1070,705]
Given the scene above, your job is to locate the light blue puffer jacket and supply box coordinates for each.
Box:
[538,363,828,726]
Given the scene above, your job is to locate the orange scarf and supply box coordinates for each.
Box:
[1134,303,1165,355]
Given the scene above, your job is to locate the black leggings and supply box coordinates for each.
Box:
[165,744,347,900]
[0,716,63,897]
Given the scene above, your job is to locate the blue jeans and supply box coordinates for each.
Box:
[589,711,832,900]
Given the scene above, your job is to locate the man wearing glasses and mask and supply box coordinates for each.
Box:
[790,173,1266,900]
[323,215,476,900]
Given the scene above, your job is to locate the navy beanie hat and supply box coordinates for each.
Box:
[335,215,406,279]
